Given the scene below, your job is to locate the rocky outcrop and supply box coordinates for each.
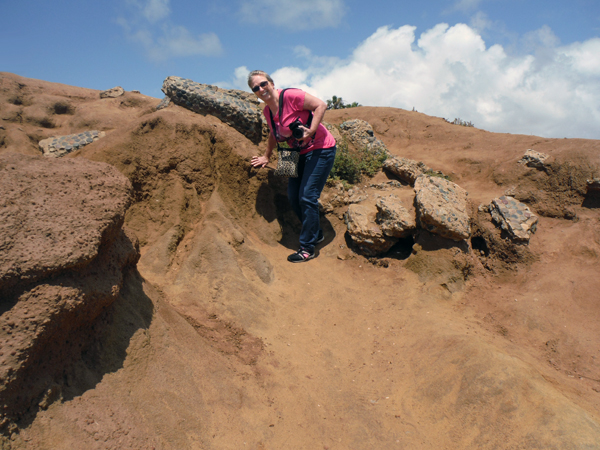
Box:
[162,76,264,144]
[490,196,538,243]
[100,86,125,98]
[339,119,388,156]
[0,152,139,431]
[414,175,470,241]
[344,175,471,255]
[38,130,106,157]
[519,149,550,169]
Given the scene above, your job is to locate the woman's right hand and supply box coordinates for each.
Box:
[251,155,269,168]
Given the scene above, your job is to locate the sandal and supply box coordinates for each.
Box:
[287,247,315,263]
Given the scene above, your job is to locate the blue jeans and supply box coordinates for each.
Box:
[287,146,336,252]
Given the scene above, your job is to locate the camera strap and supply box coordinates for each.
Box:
[268,88,313,149]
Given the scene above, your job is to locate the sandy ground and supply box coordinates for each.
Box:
[2,72,600,449]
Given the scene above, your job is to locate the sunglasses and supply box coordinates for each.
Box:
[252,81,269,92]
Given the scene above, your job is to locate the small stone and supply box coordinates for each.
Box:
[586,178,600,192]
[99,86,125,98]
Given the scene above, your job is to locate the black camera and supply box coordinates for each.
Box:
[288,119,306,140]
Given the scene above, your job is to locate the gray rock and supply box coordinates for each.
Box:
[519,149,550,169]
[383,156,428,186]
[100,86,125,98]
[39,130,106,157]
[490,196,538,243]
[375,195,415,238]
[162,76,264,144]
[414,175,470,241]
[339,119,388,157]
[345,203,397,256]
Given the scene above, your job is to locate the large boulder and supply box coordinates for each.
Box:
[0,152,139,430]
[344,203,397,256]
[0,153,131,291]
[376,194,416,238]
[162,76,264,144]
[414,175,470,241]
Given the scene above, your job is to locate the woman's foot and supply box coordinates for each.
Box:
[287,247,315,263]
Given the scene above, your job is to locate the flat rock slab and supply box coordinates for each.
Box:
[383,156,428,186]
[490,195,538,243]
[162,76,264,144]
[39,130,105,157]
[376,195,415,238]
[414,175,470,241]
[0,152,132,292]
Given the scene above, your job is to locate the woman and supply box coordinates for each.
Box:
[249,70,336,263]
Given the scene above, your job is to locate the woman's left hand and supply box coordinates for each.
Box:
[251,155,269,168]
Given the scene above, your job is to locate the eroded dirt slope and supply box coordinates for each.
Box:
[2,72,600,449]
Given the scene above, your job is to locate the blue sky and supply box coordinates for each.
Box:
[2,0,599,139]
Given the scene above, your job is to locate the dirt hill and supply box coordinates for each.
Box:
[1,72,600,449]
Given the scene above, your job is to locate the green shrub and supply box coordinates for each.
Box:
[424,169,451,181]
[326,96,361,110]
[328,141,387,186]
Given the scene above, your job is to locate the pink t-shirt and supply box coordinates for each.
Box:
[263,89,336,155]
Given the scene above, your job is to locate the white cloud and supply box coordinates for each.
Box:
[469,11,492,33]
[238,0,345,30]
[143,0,170,23]
[272,67,308,87]
[118,0,223,61]
[256,24,600,139]
[220,66,254,90]
[457,0,482,11]
[446,0,483,14]
[124,0,170,23]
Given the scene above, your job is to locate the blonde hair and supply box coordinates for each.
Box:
[247,70,274,89]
